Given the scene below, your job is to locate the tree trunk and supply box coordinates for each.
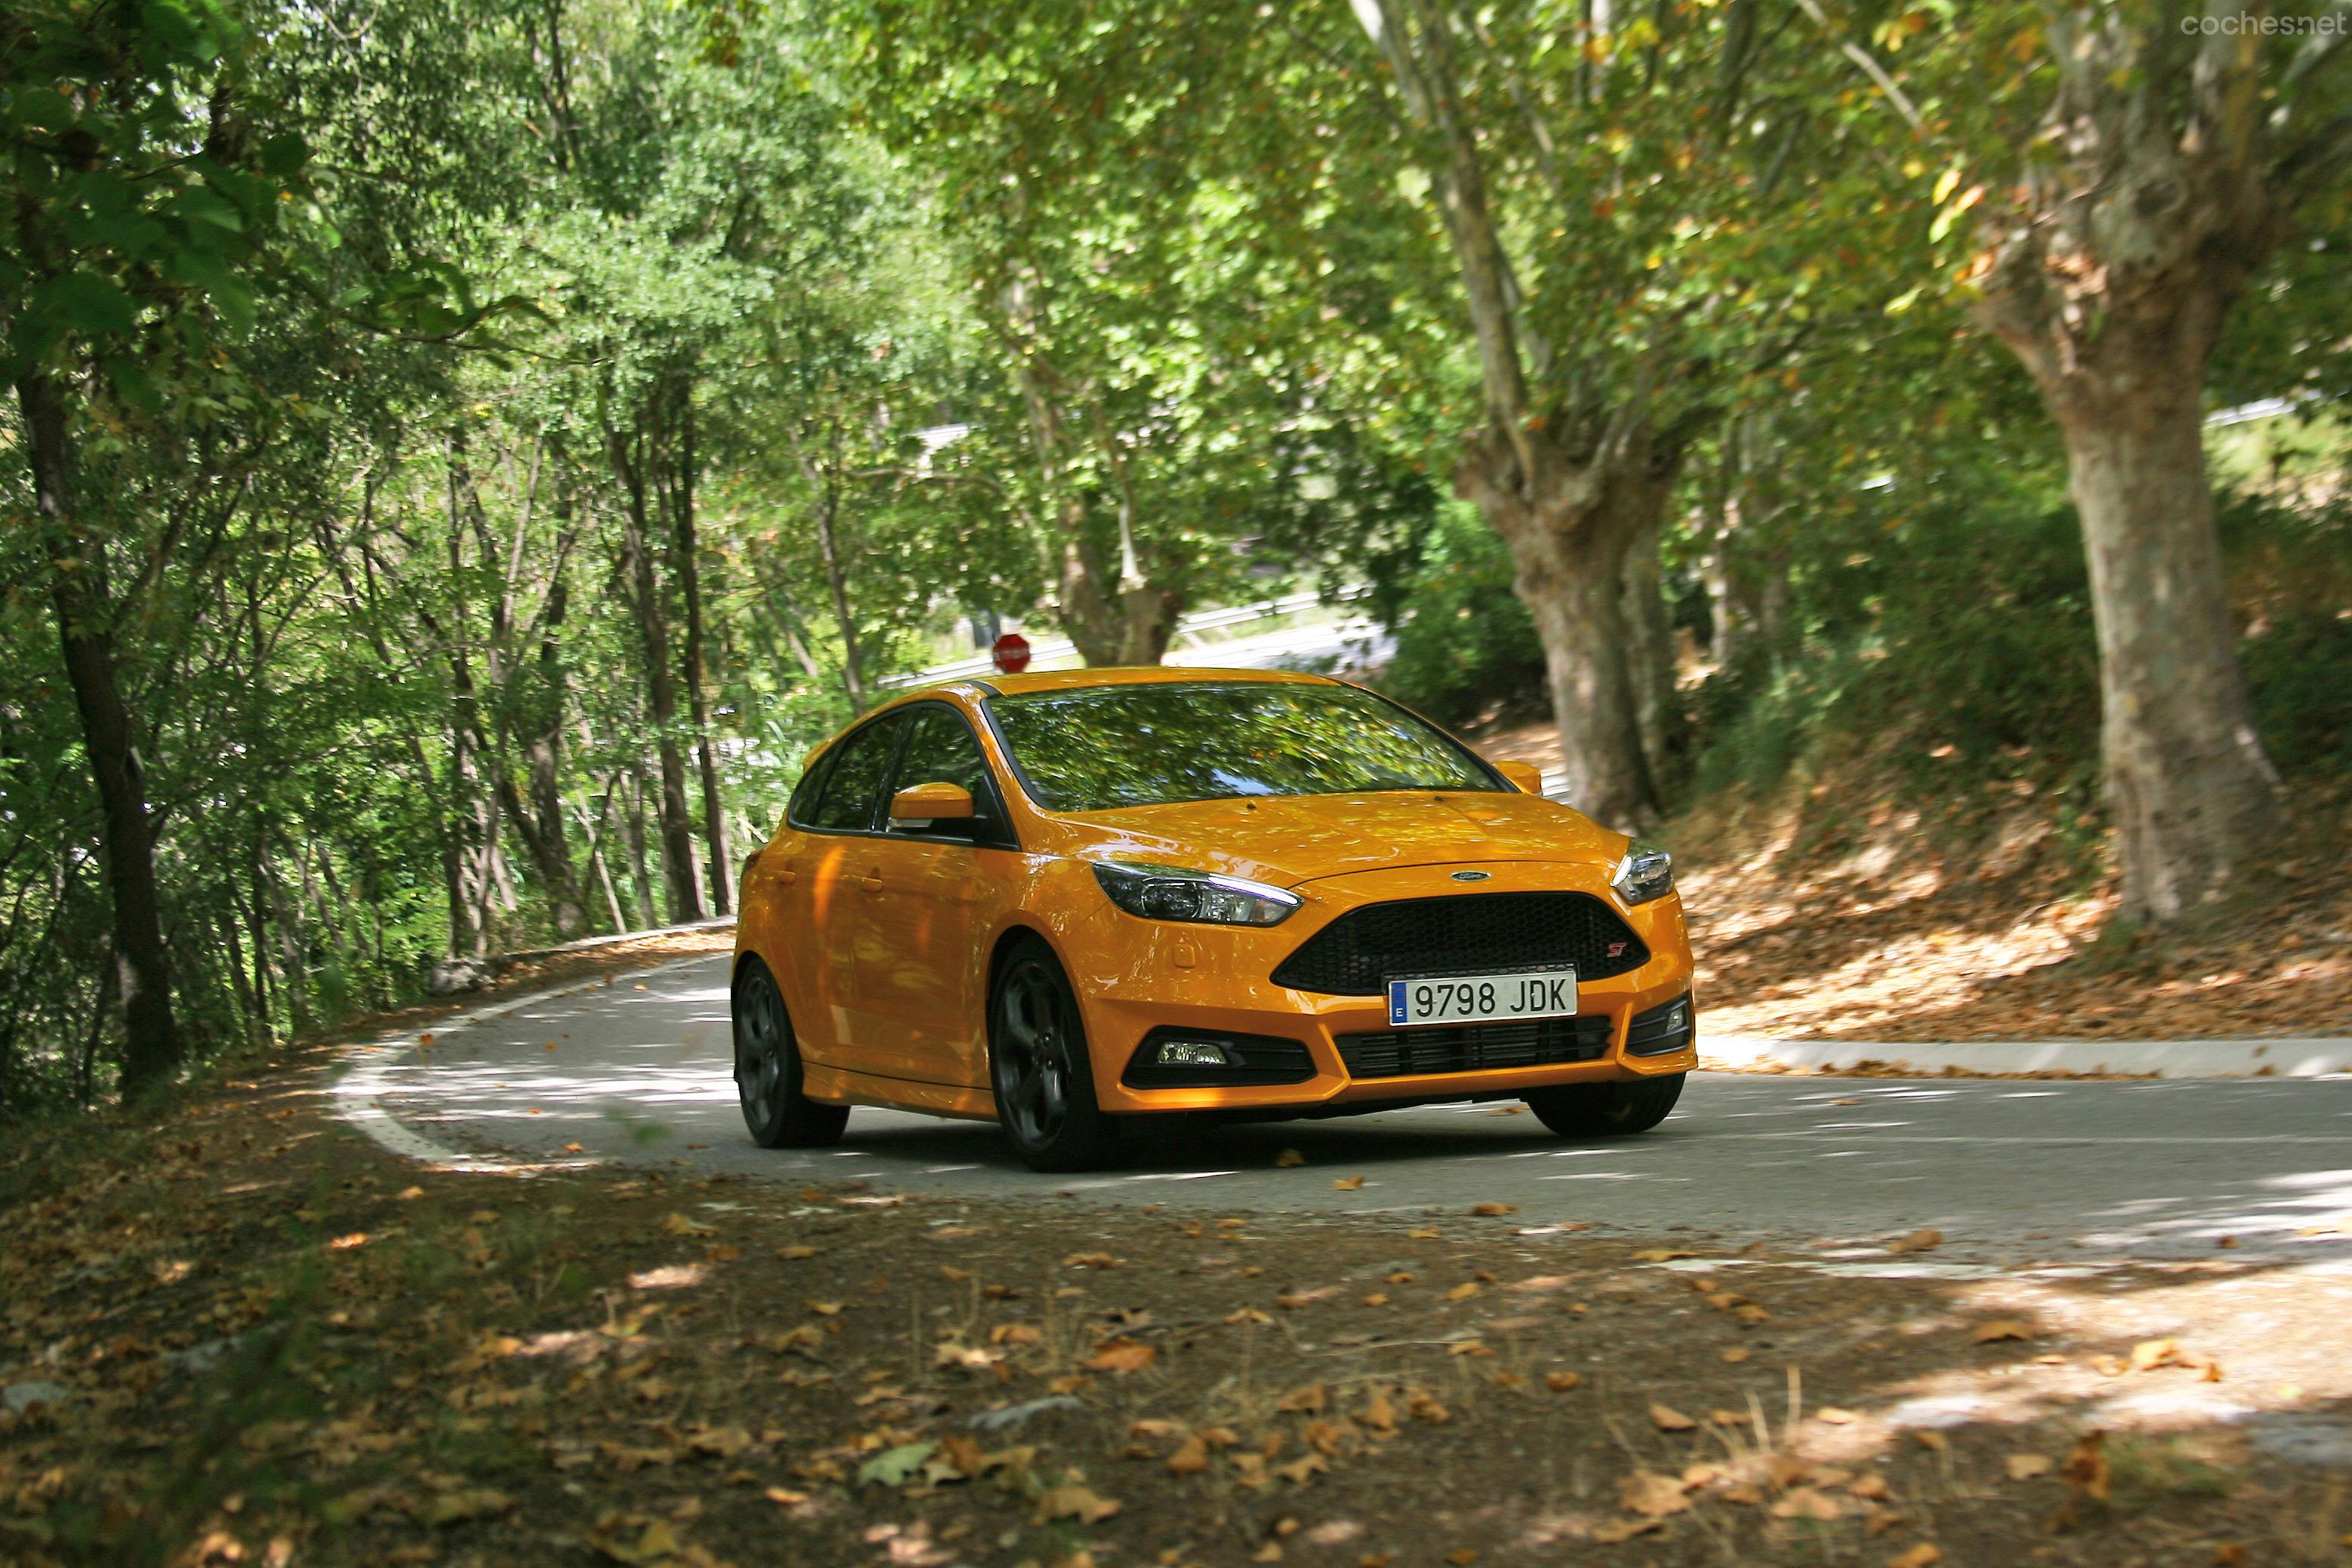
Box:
[506,565,588,937]
[810,468,869,713]
[17,370,183,1100]
[669,402,731,913]
[2052,377,2281,924]
[623,762,659,929]
[1455,424,1674,831]
[1979,276,2282,925]
[1620,505,1679,797]
[1057,524,1181,666]
[611,429,706,924]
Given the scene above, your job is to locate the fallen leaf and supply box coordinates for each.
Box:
[1444,1282,1481,1302]
[423,1488,512,1526]
[856,1442,937,1488]
[1333,1175,1365,1191]
[1770,1487,1843,1522]
[2005,1453,2053,1481]
[1167,1437,1210,1475]
[1085,1339,1157,1374]
[1618,1471,1692,1517]
[1276,1149,1307,1168]
[1276,1385,1328,1414]
[661,1212,713,1237]
[1589,1517,1664,1544]
[1408,1227,1440,1239]
[1545,1371,1583,1392]
[2060,1429,2110,1502]
[1721,1347,1751,1363]
[1886,1547,1943,1568]
[1971,1319,2032,1343]
[1648,1402,1697,1432]
[1037,1484,1123,1524]
[1470,1202,1516,1217]
[1887,1228,1943,1254]
[1276,1453,1329,1485]
[1818,1407,1859,1426]
[778,1245,817,1260]
[1361,1292,1390,1307]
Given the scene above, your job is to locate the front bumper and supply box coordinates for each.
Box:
[1066,862,1698,1116]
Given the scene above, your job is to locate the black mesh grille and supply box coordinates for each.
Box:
[1335,1016,1614,1079]
[1272,892,1649,996]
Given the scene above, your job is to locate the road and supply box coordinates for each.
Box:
[344,953,2352,1264]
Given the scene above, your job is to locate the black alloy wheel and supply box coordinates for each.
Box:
[733,959,849,1148]
[1524,1072,1686,1138]
[988,940,1118,1172]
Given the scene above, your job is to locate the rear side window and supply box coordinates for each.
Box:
[885,707,1002,841]
[785,750,834,826]
[806,715,904,831]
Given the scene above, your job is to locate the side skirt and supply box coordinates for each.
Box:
[800,1061,998,1123]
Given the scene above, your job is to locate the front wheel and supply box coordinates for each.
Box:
[733,959,848,1149]
[988,940,1119,1172]
[1526,1072,1685,1138]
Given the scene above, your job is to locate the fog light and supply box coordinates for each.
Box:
[1155,1039,1231,1068]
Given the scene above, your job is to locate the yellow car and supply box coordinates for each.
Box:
[732,667,1696,1171]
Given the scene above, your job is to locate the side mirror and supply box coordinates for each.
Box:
[889,781,976,823]
[1495,759,1544,795]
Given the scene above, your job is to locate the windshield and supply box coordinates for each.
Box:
[986,681,1499,812]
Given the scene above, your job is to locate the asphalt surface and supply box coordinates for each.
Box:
[356,953,2352,1263]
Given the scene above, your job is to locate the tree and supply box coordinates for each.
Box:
[1835,0,2352,922]
[2,0,320,1096]
[1335,0,1899,825]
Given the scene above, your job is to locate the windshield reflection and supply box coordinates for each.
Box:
[988,681,1498,812]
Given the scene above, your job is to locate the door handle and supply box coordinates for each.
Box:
[860,866,884,894]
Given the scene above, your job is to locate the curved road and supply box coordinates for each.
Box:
[346,953,2352,1263]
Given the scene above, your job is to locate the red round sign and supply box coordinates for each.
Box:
[991,632,1032,674]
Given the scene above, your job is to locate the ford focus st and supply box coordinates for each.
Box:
[731,667,1697,1171]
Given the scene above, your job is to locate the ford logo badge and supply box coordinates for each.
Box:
[1449,870,1491,882]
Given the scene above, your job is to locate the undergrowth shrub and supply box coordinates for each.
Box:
[1379,504,1546,725]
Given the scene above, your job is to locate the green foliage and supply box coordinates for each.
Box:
[2227,493,2352,777]
[1377,505,1544,727]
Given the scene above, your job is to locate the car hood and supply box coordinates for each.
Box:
[1059,791,1627,888]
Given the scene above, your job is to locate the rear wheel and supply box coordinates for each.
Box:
[733,959,848,1149]
[1526,1072,1685,1138]
[988,940,1119,1172]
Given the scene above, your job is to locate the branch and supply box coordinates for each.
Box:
[1793,0,1925,136]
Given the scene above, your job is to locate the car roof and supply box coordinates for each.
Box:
[969,665,1340,697]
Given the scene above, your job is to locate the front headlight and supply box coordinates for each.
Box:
[1611,839,1674,906]
[1091,861,1302,927]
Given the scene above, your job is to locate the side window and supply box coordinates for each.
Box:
[785,748,834,828]
[885,708,1004,843]
[806,715,904,832]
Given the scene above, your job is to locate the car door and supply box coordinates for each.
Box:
[785,711,908,1071]
[841,703,1016,1088]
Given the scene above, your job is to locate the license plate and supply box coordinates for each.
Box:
[1386,970,1579,1028]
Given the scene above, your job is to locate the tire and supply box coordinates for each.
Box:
[733,959,848,1149]
[988,939,1120,1172]
[1526,1072,1686,1138]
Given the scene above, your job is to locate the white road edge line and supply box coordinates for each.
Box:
[329,951,731,1174]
